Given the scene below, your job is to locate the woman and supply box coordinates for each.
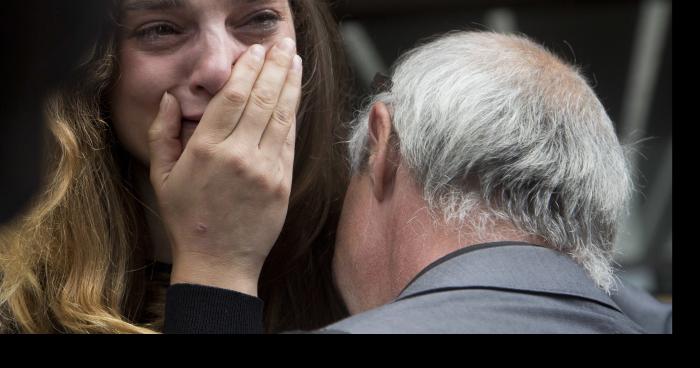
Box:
[0,0,351,333]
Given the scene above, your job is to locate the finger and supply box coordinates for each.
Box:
[259,55,302,157]
[148,92,182,188]
[193,44,266,144]
[227,37,296,148]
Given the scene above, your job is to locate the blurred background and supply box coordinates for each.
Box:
[331,0,672,299]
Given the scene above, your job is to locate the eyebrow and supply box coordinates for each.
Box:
[123,0,185,12]
[123,0,266,12]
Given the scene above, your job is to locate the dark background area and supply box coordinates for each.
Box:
[1,0,109,224]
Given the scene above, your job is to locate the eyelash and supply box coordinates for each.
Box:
[133,23,181,42]
[244,10,281,31]
[132,10,282,43]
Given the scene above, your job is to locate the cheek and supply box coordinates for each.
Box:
[111,51,181,164]
[282,22,296,43]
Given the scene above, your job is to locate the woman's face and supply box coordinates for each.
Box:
[111,0,296,164]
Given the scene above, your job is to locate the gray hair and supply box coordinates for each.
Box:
[347,31,633,293]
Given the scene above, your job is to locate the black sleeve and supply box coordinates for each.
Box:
[164,283,265,334]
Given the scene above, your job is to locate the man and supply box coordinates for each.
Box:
[164,31,670,333]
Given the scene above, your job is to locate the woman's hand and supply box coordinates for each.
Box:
[147,38,302,296]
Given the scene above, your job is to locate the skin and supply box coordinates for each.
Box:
[112,0,297,161]
[111,0,302,296]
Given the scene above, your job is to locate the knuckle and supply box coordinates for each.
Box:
[224,148,257,175]
[221,88,248,107]
[270,48,292,68]
[189,142,215,161]
[251,87,278,110]
[272,108,295,127]
[225,150,251,173]
[284,136,295,148]
[147,126,160,143]
[243,56,261,73]
[250,171,273,191]
[272,182,290,200]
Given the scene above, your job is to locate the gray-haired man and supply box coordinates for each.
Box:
[165,31,671,334]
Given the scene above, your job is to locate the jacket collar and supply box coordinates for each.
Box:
[396,242,621,312]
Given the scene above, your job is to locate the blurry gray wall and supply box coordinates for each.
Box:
[333,0,672,298]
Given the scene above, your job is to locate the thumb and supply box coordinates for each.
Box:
[148,92,182,190]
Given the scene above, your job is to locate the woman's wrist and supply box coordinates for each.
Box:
[170,255,262,297]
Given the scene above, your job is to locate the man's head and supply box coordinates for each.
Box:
[333,31,632,314]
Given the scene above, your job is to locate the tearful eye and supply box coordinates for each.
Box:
[245,10,281,31]
[134,23,181,42]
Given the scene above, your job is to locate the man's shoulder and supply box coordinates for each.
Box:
[319,244,645,334]
[319,287,642,334]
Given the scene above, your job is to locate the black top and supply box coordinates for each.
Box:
[151,260,264,334]
[164,283,264,334]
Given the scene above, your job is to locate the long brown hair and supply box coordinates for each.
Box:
[0,0,351,333]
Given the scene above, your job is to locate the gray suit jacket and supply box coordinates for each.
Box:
[610,278,672,333]
[319,242,646,333]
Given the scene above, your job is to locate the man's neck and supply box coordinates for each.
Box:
[386,194,546,301]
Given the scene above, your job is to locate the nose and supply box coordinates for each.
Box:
[189,30,245,97]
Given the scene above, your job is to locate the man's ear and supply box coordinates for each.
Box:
[367,102,399,202]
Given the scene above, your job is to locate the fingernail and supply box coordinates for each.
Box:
[160,92,170,110]
[292,55,302,72]
[279,37,296,54]
[250,44,265,60]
